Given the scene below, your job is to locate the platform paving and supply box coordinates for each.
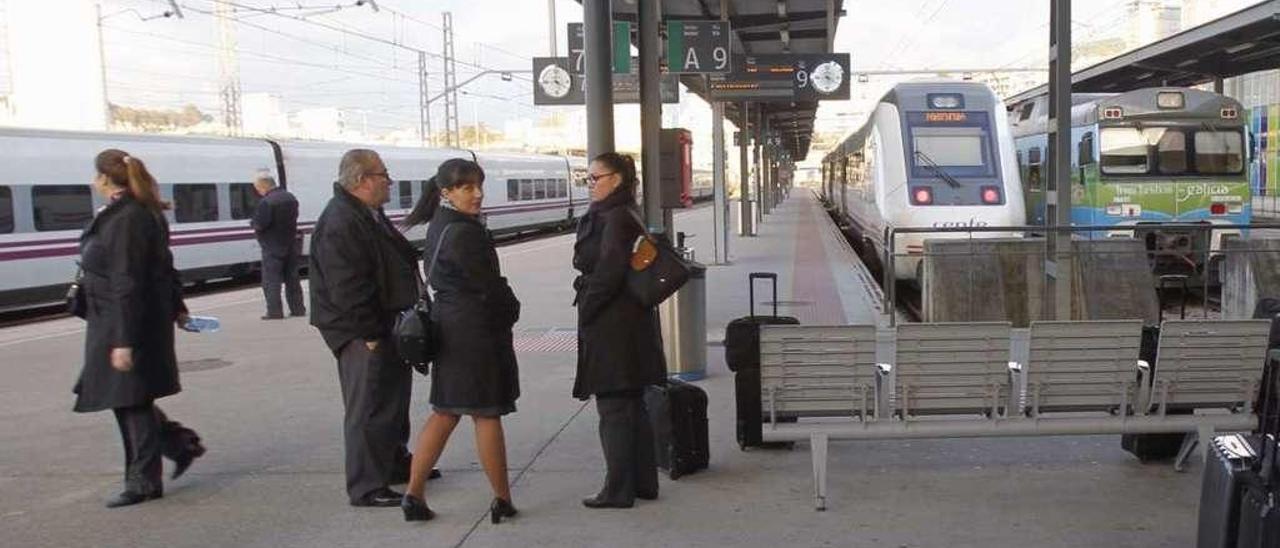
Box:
[1,192,1204,547]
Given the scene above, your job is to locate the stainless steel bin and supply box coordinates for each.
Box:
[660,259,707,381]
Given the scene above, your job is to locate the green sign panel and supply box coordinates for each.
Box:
[568,22,632,75]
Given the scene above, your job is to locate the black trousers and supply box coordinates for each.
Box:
[336,339,412,502]
[261,250,305,317]
[594,392,658,504]
[113,404,199,494]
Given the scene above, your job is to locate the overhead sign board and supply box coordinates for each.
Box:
[709,53,851,102]
[533,57,678,105]
[665,21,731,74]
[567,22,632,75]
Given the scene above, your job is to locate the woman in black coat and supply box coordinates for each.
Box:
[74,149,205,508]
[573,152,667,509]
[399,159,521,523]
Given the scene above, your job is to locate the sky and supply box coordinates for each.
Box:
[12,0,1264,158]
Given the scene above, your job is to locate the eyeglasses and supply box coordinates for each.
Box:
[587,171,617,183]
[367,171,391,181]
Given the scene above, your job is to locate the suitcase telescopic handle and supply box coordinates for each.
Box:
[749,272,779,318]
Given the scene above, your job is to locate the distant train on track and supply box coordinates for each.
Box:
[821,80,1027,282]
[1007,87,1250,275]
[0,128,604,311]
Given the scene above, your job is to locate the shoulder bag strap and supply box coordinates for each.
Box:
[424,224,454,288]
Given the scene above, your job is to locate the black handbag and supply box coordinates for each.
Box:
[625,210,692,307]
[395,225,453,375]
[66,263,86,318]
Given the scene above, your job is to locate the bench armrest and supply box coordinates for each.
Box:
[1136,360,1151,416]
[1007,361,1025,417]
[874,363,893,419]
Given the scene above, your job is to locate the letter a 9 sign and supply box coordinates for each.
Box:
[666,21,731,74]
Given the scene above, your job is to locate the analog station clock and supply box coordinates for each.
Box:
[810,60,845,95]
[538,64,572,99]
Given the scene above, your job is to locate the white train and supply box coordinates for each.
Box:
[0,128,588,311]
[821,80,1026,281]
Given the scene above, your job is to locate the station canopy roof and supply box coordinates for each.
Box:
[580,0,846,160]
[1007,0,1280,105]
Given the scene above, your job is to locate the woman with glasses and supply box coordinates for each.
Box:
[399,158,521,523]
[572,152,666,509]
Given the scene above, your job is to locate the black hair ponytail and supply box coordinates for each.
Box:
[402,176,441,228]
[591,152,638,200]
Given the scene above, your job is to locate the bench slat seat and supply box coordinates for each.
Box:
[1026,320,1144,414]
[761,325,877,419]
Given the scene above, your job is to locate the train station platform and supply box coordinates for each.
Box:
[0,192,1208,547]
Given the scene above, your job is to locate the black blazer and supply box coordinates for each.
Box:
[571,190,666,399]
[74,194,186,413]
[422,207,520,409]
[251,187,300,257]
[308,184,419,353]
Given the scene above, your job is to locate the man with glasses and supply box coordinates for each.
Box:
[309,149,436,508]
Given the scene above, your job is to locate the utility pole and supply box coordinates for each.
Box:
[418,51,431,145]
[96,3,111,129]
[547,0,557,56]
[214,0,241,134]
[442,12,460,147]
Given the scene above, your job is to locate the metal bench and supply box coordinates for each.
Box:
[754,319,1271,510]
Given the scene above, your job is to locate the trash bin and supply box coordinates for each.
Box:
[660,257,707,381]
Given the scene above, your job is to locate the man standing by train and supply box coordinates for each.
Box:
[308,150,437,508]
[251,172,306,320]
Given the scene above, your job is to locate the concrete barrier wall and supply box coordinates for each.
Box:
[1222,238,1280,319]
[923,237,1157,326]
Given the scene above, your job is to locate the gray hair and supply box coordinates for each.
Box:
[254,172,277,188]
[338,149,381,190]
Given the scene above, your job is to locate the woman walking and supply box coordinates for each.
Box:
[573,152,666,509]
[74,149,205,508]
[400,159,521,523]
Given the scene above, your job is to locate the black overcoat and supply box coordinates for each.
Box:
[422,207,521,409]
[309,184,420,354]
[571,190,666,399]
[74,194,187,413]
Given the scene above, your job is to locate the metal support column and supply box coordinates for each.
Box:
[712,99,729,263]
[583,0,615,160]
[762,115,772,215]
[739,102,754,236]
[418,51,431,146]
[753,108,763,226]
[638,0,664,232]
[1214,77,1224,94]
[1046,0,1072,320]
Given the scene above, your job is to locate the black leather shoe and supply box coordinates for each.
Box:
[401,494,435,522]
[391,466,441,484]
[261,314,284,320]
[171,443,206,480]
[351,487,404,507]
[105,490,162,508]
[636,490,658,501]
[490,497,518,523]
[582,496,633,509]
[289,310,306,317]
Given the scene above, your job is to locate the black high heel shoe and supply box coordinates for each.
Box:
[490,497,517,523]
[401,494,435,522]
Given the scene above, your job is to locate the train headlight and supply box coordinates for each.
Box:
[911,187,933,205]
[980,186,1002,205]
[1156,91,1185,109]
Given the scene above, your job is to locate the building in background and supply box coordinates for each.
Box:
[242,93,289,137]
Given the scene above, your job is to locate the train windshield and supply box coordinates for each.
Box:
[1100,126,1243,177]
[905,111,996,179]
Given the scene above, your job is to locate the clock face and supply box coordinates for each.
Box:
[811,61,844,94]
[538,64,572,99]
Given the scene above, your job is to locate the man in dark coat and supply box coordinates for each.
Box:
[309,149,424,507]
[251,173,305,320]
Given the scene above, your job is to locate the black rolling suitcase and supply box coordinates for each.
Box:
[1198,434,1263,548]
[1236,347,1280,548]
[645,378,709,480]
[726,273,799,449]
[725,273,800,372]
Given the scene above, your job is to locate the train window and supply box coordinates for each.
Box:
[533,179,547,200]
[1079,133,1096,165]
[0,186,12,233]
[558,179,568,198]
[173,184,219,223]
[1195,130,1244,174]
[519,180,533,201]
[397,181,413,209]
[1100,128,1151,175]
[32,185,93,231]
[1028,147,1042,165]
[1018,102,1035,121]
[229,183,260,220]
[1152,129,1187,175]
[507,179,520,201]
